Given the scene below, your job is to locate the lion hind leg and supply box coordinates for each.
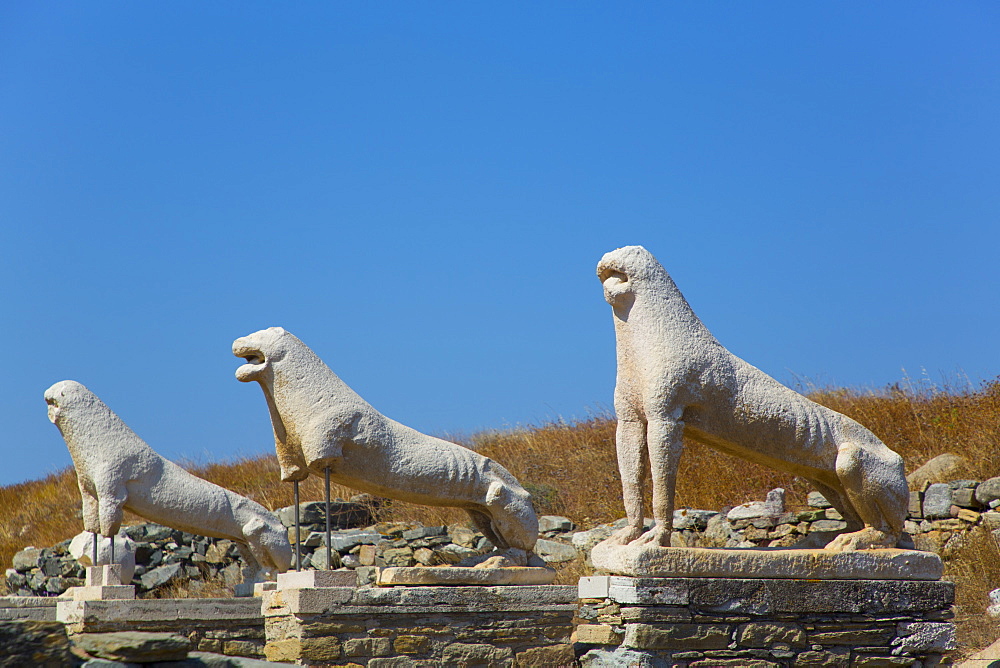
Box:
[239,517,288,580]
[467,508,507,551]
[465,506,531,569]
[826,441,907,552]
[235,541,266,584]
[809,480,863,530]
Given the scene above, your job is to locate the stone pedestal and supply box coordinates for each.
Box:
[262,583,577,666]
[278,569,358,589]
[579,544,955,666]
[576,575,956,667]
[64,565,135,601]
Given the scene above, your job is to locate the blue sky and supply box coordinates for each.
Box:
[2,4,998,486]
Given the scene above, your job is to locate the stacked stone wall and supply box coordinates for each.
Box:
[262,584,578,667]
[576,577,956,667]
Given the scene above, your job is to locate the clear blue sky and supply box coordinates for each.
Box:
[2,4,998,486]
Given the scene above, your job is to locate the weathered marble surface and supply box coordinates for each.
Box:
[234,327,539,567]
[45,380,292,583]
[590,543,943,580]
[597,245,908,552]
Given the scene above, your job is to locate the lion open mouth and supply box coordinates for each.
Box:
[598,266,629,293]
[233,344,268,382]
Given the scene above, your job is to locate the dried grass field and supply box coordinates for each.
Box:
[2,378,998,654]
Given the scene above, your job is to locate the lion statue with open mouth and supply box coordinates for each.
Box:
[233,327,541,568]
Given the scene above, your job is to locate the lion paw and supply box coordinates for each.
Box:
[608,525,645,546]
[633,525,671,548]
[471,548,528,569]
[825,528,897,552]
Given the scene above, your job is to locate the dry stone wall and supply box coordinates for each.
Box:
[5,507,578,598]
[570,477,1000,560]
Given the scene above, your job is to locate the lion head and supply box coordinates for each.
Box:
[233,326,290,384]
[44,380,107,429]
[233,327,309,482]
[598,245,676,318]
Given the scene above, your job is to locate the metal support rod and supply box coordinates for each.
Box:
[110,534,114,564]
[325,467,332,570]
[293,480,301,571]
[92,532,98,567]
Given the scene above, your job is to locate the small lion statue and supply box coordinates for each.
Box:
[597,246,908,552]
[233,327,540,567]
[45,380,293,583]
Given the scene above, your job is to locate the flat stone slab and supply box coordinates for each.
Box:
[277,569,357,589]
[377,566,556,586]
[597,576,955,614]
[57,598,262,627]
[73,631,191,662]
[591,542,943,580]
[263,584,576,616]
[67,584,136,601]
[0,597,58,622]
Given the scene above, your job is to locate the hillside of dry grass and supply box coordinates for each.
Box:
[2,378,998,652]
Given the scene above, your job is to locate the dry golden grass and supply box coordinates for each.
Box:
[2,378,998,650]
[945,526,1000,657]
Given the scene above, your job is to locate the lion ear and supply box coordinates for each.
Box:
[486,480,508,506]
[243,517,267,538]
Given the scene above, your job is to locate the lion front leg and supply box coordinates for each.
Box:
[96,484,127,538]
[633,417,684,547]
[608,418,649,545]
[80,486,101,535]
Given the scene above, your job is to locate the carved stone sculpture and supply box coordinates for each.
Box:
[596,245,908,552]
[233,327,539,567]
[45,380,292,581]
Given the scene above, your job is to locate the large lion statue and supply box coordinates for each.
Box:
[233,327,540,567]
[45,380,292,582]
[597,245,908,552]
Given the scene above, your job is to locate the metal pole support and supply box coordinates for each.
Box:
[325,467,332,570]
[293,480,301,571]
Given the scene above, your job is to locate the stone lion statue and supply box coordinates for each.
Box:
[45,380,293,582]
[597,245,908,552]
[233,327,540,567]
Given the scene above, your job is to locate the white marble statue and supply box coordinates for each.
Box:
[597,245,908,552]
[45,380,293,582]
[233,327,539,567]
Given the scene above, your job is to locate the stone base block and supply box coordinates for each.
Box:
[67,585,135,601]
[376,566,556,586]
[591,542,944,580]
[253,581,278,597]
[576,575,956,667]
[86,564,125,586]
[277,569,358,590]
